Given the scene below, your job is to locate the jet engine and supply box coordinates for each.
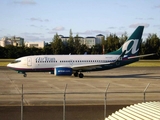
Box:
[54,67,72,76]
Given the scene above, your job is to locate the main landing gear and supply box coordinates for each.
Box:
[23,73,27,77]
[73,71,84,78]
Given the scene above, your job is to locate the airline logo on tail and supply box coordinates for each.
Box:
[107,26,144,56]
[122,39,140,55]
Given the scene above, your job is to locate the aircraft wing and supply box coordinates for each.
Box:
[71,60,117,71]
[71,51,127,70]
[71,52,156,71]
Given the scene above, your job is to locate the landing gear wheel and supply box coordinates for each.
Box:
[74,72,78,77]
[23,74,27,77]
[79,73,84,78]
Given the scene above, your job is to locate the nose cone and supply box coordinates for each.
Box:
[7,63,9,67]
[7,63,11,68]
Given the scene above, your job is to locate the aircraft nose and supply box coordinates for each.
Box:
[7,63,11,67]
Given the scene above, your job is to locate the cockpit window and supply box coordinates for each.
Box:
[11,60,21,64]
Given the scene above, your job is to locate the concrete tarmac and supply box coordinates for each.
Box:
[0,67,160,120]
[0,66,160,106]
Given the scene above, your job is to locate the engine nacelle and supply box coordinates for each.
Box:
[54,67,72,76]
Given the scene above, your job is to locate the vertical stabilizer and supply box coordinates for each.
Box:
[108,26,144,57]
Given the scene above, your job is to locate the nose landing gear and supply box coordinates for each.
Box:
[18,71,27,77]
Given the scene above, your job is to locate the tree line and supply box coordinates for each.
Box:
[0,31,159,59]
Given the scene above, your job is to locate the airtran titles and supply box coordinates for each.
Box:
[36,57,56,62]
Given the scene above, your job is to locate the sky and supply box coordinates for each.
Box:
[0,0,160,42]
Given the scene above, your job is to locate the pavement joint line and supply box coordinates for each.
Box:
[6,74,30,105]
[0,67,160,106]
[72,80,105,92]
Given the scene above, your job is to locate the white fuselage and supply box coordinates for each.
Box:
[7,54,119,71]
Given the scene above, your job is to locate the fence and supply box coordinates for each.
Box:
[0,83,160,120]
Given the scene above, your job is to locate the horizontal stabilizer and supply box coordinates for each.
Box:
[128,53,156,59]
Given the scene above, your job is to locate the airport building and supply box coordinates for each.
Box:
[59,35,85,45]
[25,41,45,48]
[0,34,104,48]
[0,36,45,48]
[96,34,105,44]
[59,34,105,48]
[0,36,24,47]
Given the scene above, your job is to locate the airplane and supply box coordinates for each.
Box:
[7,26,154,78]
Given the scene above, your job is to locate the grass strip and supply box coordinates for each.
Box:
[126,60,160,67]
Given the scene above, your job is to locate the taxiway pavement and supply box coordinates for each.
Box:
[0,67,160,106]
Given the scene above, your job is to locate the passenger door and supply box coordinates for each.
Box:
[27,57,32,66]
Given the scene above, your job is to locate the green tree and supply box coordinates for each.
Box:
[67,29,74,54]
[144,34,160,59]
[51,33,64,54]
[16,46,25,58]
[74,34,81,54]
[5,45,17,58]
[119,32,128,46]
[91,44,102,54]
[42,43,52,54]
[31,47,43,55]
[139,41,146,55]
[78,44,90,54]
[0,46,6,58]
[24,47,32,56]
[106,34,120,53]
